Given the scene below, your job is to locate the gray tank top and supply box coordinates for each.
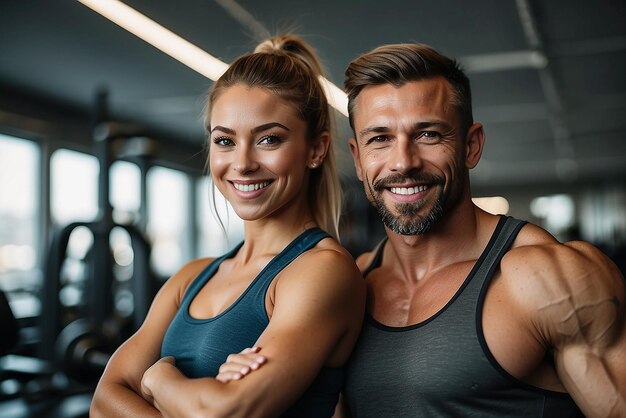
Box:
[344,216,583,417]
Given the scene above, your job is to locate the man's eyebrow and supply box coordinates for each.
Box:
[358,120,453,138]
[209,122,290,135]
[358,126,389,138]
[413,120,453,130]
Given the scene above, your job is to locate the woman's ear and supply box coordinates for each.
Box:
[309,131,330,167]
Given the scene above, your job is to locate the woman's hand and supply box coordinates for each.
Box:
[141,356,177,405]
[216,347,267,383]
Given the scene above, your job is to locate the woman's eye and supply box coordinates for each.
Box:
[213,137,234,146]
[259,135,281,145]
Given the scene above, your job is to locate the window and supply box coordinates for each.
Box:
[0,134,41,318]
[197,176,244,257]
[530,194,576,240]
[147,166,191,277]
[111,160,141,224]
[50,148,99,225]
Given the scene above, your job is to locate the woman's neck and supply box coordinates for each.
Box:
[237,210,317,263]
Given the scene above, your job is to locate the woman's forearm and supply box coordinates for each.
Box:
[144,361,245,418]
[90,381,163,418]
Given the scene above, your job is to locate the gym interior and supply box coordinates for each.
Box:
[1,1,625,417]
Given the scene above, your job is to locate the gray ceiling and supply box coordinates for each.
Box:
[1,0,625,189]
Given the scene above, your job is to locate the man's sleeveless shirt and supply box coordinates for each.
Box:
[344,216,583,417]
[161,227,343,418]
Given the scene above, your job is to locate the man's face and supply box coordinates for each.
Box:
[349,78,469,235]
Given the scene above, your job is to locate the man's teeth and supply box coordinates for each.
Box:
[234,181,270,192]
[390,185,428,195]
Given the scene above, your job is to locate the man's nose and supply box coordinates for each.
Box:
[388,138,422,174]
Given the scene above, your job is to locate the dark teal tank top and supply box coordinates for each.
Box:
[344,216,583,417]
[161,227,343,417]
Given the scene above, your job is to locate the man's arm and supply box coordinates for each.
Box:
[142,248,365,418]
[507,240,626,418]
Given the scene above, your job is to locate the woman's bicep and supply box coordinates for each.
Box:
[215,254,364,417]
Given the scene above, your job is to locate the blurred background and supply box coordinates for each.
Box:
[0,1,625,416]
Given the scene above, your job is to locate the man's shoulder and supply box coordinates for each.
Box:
[498,225,624,343]
[504,222,618,283]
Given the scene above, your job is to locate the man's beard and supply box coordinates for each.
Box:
[367,173,445,236]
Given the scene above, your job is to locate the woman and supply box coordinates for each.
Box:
[90,35,365,418]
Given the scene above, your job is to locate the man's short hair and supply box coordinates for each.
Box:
[344,43,473,135]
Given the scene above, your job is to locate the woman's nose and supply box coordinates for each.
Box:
[232,146,259,174]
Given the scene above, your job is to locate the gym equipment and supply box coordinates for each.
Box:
[38,90,157,383]
[1,90,159,418]
[0,291,18,356]
[54,319,112,383]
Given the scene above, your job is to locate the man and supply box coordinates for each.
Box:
[216,43,626,417]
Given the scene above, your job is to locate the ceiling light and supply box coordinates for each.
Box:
[460,50,547,73]
[77,0,228,80]
[472,196,510,215]
[77,0,349,116]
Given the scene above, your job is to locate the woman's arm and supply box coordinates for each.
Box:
[89,259,210,418]
[142,247,366,418]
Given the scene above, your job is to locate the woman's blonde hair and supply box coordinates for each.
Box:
[206,35,341,239]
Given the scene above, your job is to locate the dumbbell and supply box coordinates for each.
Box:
[55,319,112,383]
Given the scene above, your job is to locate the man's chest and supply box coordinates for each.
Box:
[365,266,554,387]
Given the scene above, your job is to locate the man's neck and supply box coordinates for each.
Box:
[383,201,497,283]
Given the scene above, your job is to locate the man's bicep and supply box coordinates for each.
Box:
[550,242,626,417]
[555,334,626,418]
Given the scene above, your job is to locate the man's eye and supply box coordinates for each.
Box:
[367,135,389,144]
[419,131,441,141]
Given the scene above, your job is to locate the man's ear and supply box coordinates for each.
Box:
[465,123,485,169]
[309,131,330,166]
[348,137,364,181]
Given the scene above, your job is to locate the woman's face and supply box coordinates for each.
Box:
[209,84,314,222]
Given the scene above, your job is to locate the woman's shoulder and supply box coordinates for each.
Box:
[272,236,365,319]
[290,237,362,286]
[306,236,357,265]
[161,257,216,304]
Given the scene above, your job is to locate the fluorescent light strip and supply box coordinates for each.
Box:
[472,196,510,215]
[77,0,349,116]
[78,0,228,80]
[320,77,349,117]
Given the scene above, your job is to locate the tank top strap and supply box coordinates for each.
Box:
[467,215,527,296]
[362,238,388,277]
[248,227,332,298]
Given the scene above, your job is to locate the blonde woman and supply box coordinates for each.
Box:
[90,35,365,418]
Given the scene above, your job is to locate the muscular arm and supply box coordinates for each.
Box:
[89,259,210,418]
[142,249,365,418]
[508,240,626,417]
